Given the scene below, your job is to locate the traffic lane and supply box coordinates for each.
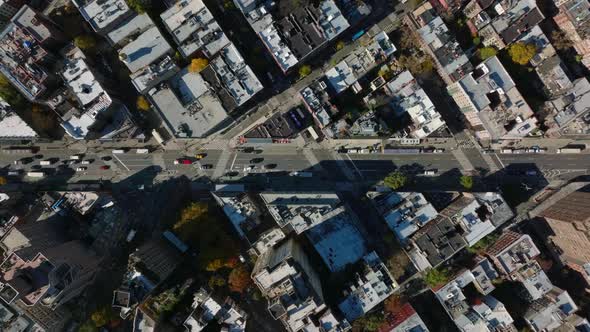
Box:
[344,153,462,180]
[228,151,311,172]
[499,153,590,169]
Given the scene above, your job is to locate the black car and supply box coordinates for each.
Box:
[31,165,42,170]
[101,156,112,161]
[250,158,264,164]
[33,154,43,159]
[264,164,277,169]
[200,164,213,170]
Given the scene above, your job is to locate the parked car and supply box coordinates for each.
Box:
[100,165,110,170]
[76,167,87,172]
[81,159,93,165]
[250,158,264,164]
[264,164,277,170]
[195,153,207,159]
[200,164,213,170]
[101,156,112,161]
[174,159,192,165]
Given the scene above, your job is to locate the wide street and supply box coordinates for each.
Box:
[1,145,589,189]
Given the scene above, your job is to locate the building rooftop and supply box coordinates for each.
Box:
[259,192,342,234]
[458,57,536,140]
[371,191,438,243]
[209,43,263,107]
[536,56,573,97]
[305,206,367,272]
[300,81,335,128]
[150,67,230,138]
[514,261,554,301]
[524,286,578,331]
[107,13,154,46]
[74,0,131,33]
[130,55,179,93]
[338,252,397,321]
[518,25,556,67]
[184,289,247,332]
[485,231,540,275]
[417,16,472,81]
[381,71,446,138]
[0,99,38,139]
[384,303,430,332]
[119,26,173,74]
[0,6,52,100]
[212,190,261,240]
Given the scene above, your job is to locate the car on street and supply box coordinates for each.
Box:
[100,165,110,170]
[195,153,207,159]
[174,159,192,165]
[225,171,239,177]
[264,164,277,170]
[244,165,255,171]
[75,167,87,172]
[200,164,213,170]
[424,169,438,176]
[31,165,42,170]
[250,158,264,163]
[101,156,112,161]
[81,159,93,165]
[33,154,43,159]
[525,170,538,176]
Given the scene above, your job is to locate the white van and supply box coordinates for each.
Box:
[70,155,81,160]
[424,170,438,176]
[136,149,150,154]
[40,160,52,166]
[81,160,92,165]
[112,149,126,154]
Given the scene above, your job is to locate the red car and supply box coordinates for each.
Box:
[174,159,192,165]
[100,165,110,170]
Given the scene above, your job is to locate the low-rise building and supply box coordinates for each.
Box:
[160,0,229,59]
[408,192,513,271]
[106,13,153,47]
[464,0,543,49]
[0,98,38,141]
[524,286,580,331]
[338,252,397,322]
[300,80,337,129]
[369,191,438,244]
[407,2,473,84]
[382,302,430,332]
[554,0,590,71]
[184,288,247,332]
[72,0,133,35]
[366,70,446,138]
[447,56,538,142]
[434,267,517,332]
[236,0,352,73]
[0,0,25,29]
[485,230,541,276]
[149,67,231,138]
[0,5,65,102]
[517,26,556,67]
[58,46,136,140]
[543,78,590,137]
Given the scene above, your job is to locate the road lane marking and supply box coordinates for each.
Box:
[229,153,238,170]
[345,154,364,179]
[494,154,505,169]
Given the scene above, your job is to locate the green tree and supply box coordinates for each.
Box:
[90,307,112,327]
[468,232,499,254]
[352,312,385,332]
[126,0,151,13]
[0,176,7,186]
[473,37,481,46]
[136,96,150,111]
[299,65,312,79]
[478,47,497,60]
[460,175,473,190]
[507,42,537,65]
[228,265,251,293]
[74,35,96,51]
[0,74,25,108]
[336,40,345,51]
[78,321,98,332]
[383,171,408,190]
[208,275,226,289]
[424,267,449,288]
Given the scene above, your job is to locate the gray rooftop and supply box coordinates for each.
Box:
[106,13,154,46]
[151,68,230,138]
[119,26,173,73]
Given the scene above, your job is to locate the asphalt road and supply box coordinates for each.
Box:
[1,147,589,185]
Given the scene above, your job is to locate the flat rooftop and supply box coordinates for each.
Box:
[119,26,172,73]
[75,0,131,32]
[107,13,154,46]
[151,68,230,138]
[0,99,38,138]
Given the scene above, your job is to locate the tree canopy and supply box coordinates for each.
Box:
[507,42,537,65]
[424,267,450,288]
[136,96,150,111]
[228,265,251,293]
[384,171,408,190]
[189,58,209,73]
[0,176,7,186]
[460,175,473,190]
[479,47,497,60]
[299,65,312,79]
[126,0,151,13]
[74,35,97,50]
[0,74,25,108]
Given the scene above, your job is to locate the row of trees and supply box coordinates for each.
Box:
[383,171,474,190]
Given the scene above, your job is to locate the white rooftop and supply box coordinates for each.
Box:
[318,0,350,40]
[378,192,438,243]
[76,0,131,32]
[63,58,105,106]
[119,26,172,73]
[325,61,357,94]
[259,24,299,71]
[0,99,38,138]
[151,68,229,138]
[211,43,263,106]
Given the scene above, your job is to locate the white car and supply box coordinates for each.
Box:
[243,165,255,172]
[75,167,87,172]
